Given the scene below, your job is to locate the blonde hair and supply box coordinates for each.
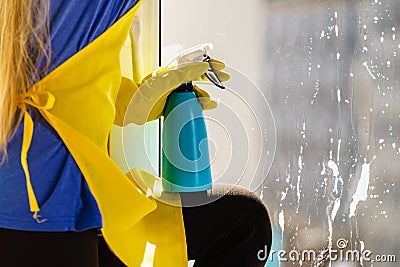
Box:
[0,0,50,161]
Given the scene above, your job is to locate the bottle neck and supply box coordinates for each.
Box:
[174,81,194,92]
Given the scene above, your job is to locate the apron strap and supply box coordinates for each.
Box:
[18,90,55,223]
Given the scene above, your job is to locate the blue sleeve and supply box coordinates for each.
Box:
[48,0,139,72]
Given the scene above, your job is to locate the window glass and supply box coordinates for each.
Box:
[163,0,399,266]
[112,0,160,176]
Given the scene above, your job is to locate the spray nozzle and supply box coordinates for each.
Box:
[167,43,225,89]
[202,55,225,89]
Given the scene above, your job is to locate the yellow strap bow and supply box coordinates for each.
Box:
[18,90,55,223]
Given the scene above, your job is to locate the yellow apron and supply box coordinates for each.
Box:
[18,2,188,266]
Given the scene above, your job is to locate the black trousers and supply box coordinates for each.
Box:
[0,228,100,267]
[0,186,272,267]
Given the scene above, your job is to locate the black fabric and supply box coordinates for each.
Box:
[181,186,272,267]
[0,228,98,267]
[99,185,272,267]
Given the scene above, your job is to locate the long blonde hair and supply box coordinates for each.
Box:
[0,0,50,160]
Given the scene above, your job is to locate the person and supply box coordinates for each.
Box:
[0,1,272,266]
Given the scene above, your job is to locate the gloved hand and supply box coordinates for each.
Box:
[114,57,229,126]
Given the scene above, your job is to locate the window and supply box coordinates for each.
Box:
[163,0,399,266]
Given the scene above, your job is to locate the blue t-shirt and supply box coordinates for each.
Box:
[0,0,139,232]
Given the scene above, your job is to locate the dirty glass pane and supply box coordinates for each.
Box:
[264,0,399,266]
[163,0,399,266]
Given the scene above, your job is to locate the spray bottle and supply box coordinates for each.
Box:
[162,43,225,192]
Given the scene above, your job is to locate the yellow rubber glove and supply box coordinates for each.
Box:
[195,57,230,83]
[114,59,229,126]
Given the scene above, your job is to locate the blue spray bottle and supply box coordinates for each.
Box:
[162,43,225,192]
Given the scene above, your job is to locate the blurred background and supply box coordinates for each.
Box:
[115,0,400,266]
